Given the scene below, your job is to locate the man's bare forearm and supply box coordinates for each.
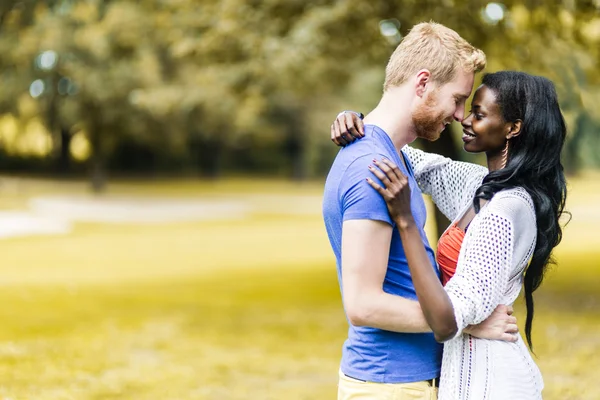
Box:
[341,219,431,334]
[348,286,517,339]
[340,219,510,337]
[347,290,431,333]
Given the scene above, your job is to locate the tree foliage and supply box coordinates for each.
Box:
[0,0,598,190]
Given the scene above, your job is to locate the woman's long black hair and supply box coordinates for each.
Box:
[473,71,568,349]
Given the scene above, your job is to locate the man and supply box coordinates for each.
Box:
[322,22,517,400]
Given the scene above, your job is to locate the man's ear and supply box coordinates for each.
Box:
[415,69,431,98]
[507,120,522,139]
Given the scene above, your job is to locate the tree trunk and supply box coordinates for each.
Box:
[418,126,461,238]
[203,137,223,179]
[89,127,106,193]
[91,155,106,193]
[283,107,307,181]
[46,80,62,171]
[192,134,224,179]
[287,132,307,181]
[58,127,72,173]
[563,112,585,176]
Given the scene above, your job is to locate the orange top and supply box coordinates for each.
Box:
[436,223,466,286]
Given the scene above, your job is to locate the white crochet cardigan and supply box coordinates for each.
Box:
[403,145,544,400]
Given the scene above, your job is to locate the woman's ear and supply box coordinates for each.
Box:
[507,120,522,139]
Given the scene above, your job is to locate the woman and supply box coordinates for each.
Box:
[331,71,567,399]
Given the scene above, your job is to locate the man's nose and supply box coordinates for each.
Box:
[454,104,466,122]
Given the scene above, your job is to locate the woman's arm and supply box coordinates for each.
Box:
[398,217,458,341]
[401,145,488,221]
[368,159,531,342]
[367,158,458,341]
[444,193,535,335]
[331,111,488,221]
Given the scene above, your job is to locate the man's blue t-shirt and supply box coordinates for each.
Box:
[322,124,442,383]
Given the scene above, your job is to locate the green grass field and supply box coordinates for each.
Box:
[0,175,598,399]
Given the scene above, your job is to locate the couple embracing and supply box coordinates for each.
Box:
[322,21,567,400]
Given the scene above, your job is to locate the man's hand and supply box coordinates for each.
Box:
[331,111,365,146]
[465,304,519,342]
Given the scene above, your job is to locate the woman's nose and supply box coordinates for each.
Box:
[461,114,472,128]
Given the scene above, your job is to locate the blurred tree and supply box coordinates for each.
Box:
[0,0,598,195]
[1,0,179,190]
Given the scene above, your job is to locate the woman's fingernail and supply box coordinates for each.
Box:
[372,159,378,163]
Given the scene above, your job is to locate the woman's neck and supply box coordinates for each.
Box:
[486,151,505,172]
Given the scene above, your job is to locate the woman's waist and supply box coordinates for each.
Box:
[443,334,541,376]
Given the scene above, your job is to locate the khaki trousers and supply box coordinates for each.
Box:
[338,370,438,400]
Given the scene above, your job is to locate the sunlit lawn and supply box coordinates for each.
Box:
[0,174,598,399]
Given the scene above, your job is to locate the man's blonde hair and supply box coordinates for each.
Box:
[383,22,486,91]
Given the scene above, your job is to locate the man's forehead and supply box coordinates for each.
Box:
[454,90,472,99]
[452,71,475,97]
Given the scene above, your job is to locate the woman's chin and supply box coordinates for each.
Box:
[462,143,479,153]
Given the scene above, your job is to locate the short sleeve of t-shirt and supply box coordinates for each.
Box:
[340,154,394,226]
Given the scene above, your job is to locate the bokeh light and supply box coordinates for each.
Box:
[29,79,45,98]
[379,19,402,45]
[482,2,506,24]
[36,50,59,71]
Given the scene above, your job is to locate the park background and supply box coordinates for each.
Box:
[0,1,599,399]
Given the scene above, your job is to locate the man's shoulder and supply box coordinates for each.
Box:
[339,139,392,171]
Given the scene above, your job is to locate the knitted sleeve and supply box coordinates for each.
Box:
[402,145,488,222]
[444,191,537,336]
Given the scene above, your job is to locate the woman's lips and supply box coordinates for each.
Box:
[462,129,476,143]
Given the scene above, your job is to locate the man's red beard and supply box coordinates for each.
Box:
[412,90,448,141]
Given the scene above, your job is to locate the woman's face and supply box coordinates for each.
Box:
[461,85,512,154]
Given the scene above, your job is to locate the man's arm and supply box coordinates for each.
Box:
[342,219,519,338]
[366,159,525,342]
[341,219,430,332]
[338,156,517,337]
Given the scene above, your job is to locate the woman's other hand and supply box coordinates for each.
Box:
[331,111,365,146]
